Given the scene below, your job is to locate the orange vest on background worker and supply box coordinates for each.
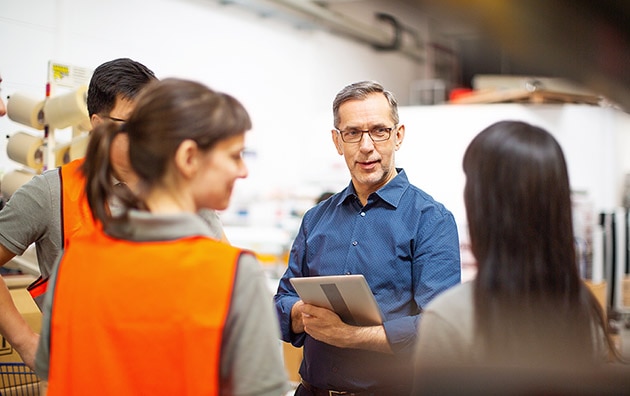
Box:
[27,158,97,301]
[46,230,240,396]
[59,158,99,249]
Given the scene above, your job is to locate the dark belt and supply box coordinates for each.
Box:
[300,379,393,396]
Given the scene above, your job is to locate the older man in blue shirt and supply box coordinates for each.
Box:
[274,80,461,395]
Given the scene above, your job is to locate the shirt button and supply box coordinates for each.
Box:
[352,241,358,246]
[360,212,365,217]
[345,271,351,275]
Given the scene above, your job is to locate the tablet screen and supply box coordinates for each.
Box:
[290,274,383,326]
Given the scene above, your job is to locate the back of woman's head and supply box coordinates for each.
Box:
[125,78,251,189]
[463,120,577,294]
[463,121,600,366]
[83,78,252,225]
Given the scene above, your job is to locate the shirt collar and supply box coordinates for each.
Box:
[340,168,408,208]
[107,210,216,242]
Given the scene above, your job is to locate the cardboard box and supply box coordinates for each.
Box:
[0,286,43,364]
[0,276,43,390]
[282,342,303,384]
[583,280,607,313]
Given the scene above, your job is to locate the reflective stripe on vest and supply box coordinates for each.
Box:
[28,159,96,301]
[47,231,240,395]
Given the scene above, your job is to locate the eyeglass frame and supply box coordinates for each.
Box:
[334,125,397,143]
[99,114,127,123]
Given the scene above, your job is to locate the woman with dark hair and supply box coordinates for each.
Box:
[413,121,621,382]
[35,78,288,395]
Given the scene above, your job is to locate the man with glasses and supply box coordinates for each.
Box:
[0,59,226,369]
[275,80,461,395]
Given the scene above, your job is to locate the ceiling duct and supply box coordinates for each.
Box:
[371,13,401,51]
[219,0,425,63]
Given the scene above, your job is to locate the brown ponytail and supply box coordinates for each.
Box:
[80,121,140,226]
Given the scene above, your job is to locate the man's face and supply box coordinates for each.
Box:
[90,95,135,128]
[331,92,404,197]
[90,95,137,185]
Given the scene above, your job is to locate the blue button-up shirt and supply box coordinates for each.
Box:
[274,169,461,391]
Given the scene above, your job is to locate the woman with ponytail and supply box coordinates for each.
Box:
[35,78,289,395]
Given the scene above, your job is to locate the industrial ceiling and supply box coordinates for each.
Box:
[219,0,630,110]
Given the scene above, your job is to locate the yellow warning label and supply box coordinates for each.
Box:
[51,64,70,81]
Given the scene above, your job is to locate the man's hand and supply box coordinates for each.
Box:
[298,303,393,354]
[300,303,348,346]
[290,300,306,334]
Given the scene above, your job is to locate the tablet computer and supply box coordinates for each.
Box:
[290,274,384,326]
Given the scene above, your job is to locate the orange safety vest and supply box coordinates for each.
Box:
[59,158,99,249]
[28,159,97,300]
[47,230,240,396]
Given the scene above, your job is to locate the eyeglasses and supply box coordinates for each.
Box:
[335,126,395,143]
[101,115,127,123]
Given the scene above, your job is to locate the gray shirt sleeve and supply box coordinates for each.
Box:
[34,253,61,380]
[414,282,475,367]
[221,253,289,396]
[0,170,62,278]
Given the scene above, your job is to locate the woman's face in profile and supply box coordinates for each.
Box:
[191,133,248,211]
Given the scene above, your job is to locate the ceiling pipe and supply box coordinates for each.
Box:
[272,0,424,62]
[371,13,401,51]
[254,0,425,63]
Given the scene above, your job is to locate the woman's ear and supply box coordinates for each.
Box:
[174,139,199,179]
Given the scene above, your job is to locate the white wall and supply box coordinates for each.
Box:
[397,104,630,222]
[0,0,422,184]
